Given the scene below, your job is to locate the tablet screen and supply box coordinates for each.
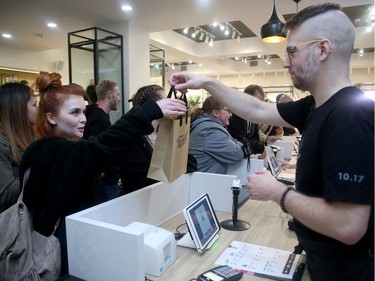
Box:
[182,193,220,253]
[267,154,281,176]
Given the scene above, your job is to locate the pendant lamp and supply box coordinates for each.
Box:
[293,0,301,12]
[260,0,286,43]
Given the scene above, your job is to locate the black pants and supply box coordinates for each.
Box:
[306,250,373,281]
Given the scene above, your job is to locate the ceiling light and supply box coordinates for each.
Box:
[260,0,286,43]
[192,28,199,38]
[199,31,205,41]
[121,5,133,11]
[227,22,242,42]
[47,22,57,28]
[224,23,230,36]
[183,27,189,34]
[2,33,12,38]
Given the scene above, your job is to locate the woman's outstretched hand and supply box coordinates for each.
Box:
[156,98,187,118]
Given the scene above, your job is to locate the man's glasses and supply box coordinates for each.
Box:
[285,39,321,63]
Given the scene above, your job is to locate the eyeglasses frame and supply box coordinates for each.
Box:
[221,108,232,114]
[285,39,322,63]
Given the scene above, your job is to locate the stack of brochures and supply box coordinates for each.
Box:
[214,241,306,281]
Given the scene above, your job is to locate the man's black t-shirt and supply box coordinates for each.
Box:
[277,86,374,253]
[83,107,110,139]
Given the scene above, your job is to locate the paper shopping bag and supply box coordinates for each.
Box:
[147,86,191,183]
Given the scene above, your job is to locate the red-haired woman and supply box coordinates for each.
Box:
[19,71,186,276]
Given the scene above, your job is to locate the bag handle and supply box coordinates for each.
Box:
[19,168,61,235]
[17,168,31,203]
[180,91,189,126]
[167,85,178,99]
[168,85,189,126]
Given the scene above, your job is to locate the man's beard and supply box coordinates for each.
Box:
[292,53,317,92]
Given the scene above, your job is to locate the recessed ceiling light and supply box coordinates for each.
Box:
[121,5,133,11]
[47,22,57,28]
[2,33,12,38]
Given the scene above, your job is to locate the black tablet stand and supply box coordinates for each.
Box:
[220,185,250,231]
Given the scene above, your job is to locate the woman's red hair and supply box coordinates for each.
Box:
[35,71,86,139]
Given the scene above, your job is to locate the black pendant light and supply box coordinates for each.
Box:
[293,0,301,12]
[260,0,286,43]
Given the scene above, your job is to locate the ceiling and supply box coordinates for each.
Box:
[0,0,374,75]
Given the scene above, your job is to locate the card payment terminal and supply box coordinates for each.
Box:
[197,265,243,281]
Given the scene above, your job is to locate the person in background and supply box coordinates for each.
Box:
[19,71,187,276]
[119,85,164,194]
[258,97,283,143]
[85,84,98,118]
[275,93,297,136]
[227,84,266,159]
[83,80,121,200]
[168,3,373,280]
[83,80,120,138]
[189,95,251,174]
[0,83,37,213]
[120,84,197,195]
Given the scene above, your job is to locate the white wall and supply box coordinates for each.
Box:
[0,46,69,83]
[102,22,150,113]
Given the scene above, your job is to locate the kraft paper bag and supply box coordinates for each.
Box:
[147,115,191,183]
[147,85,190,183]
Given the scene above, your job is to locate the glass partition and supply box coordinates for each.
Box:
[68,27,124,122]
[149,45,165,87]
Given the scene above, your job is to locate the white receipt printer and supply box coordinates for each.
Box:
[126,222,176,276]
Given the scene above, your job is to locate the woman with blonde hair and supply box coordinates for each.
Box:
[19,72,187,276]
[0,82,37,213]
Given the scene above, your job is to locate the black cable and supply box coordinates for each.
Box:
[174,222,187,240]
